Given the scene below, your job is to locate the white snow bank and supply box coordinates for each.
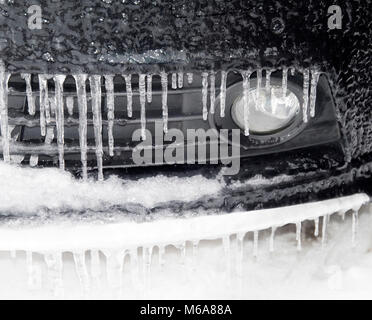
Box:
[0,193,368,252]
[0,162,224,213]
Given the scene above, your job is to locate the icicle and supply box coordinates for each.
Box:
[255,69,262,110]
[49,95,56,116]
[53,75,66,170]
[143,246,153,291]
[192,240,199,270]
[341,211,346,221]
[123,74,132,117]
[146,74,152,103]
[210,72,216,114]
[302,68,310,123]
[265,69,272,94]
[21,73,36,115]
[314,217,319,237]
[309,69,320,118]
[44,252,64,297]
[241,70,252,136]
[270,227,276,252]
[186,73,193,84]
[253,230,259,257]
[90,250,101,285]
[237,233,244,278]
[104,75,115,157]
[0,61,10,162]
[73,74,88,180]
[222,236,231,283]
[66,96,74,116]
[73,251,90,294]
[171,73,177,89]
[158,245,165,268]
[201,72,208,120]
[322,215,328,247]
[26,251,41,289]
[179,242,186,265]
[38,75,48,136]
[130,249,140,287]
[89,75,104,181]
[282,67,288,99]
[139,74,146,140]
[160,72,168,133]
[296,222,302,251]
[105,250,125,294]
[220,70,227,118]
[352,210,358,247]
[177,72,183,88]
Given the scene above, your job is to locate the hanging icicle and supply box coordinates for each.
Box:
[90,250,101,285]
[38,75,48,136]
[220,70,227,118]
[241,70,252,136]
[255,69,262,111]
[159,245,165,269]
[282,67,288,99]
[222,236,231,283]
[177,72,183,88]
[21,73,36,115]
[237,233,245,278]
[160,72,168,133]
[0,61,10,162]
[44,252,64,297]
[322,215,328,247]
[314,217,319,237]
[73,74,88,181]
[146,74,152,103]
[309,68,320,118]
[192,240,199,271]
[296,222,302,251]
[53,75,66,170]
[302,68,310,123]
[66,96,74,116]
[171,73,177,89]
[89,75,104,181]
[201,72,208,121]
[265,69,272,94]
[104,75,115,157]
[139,74,147,140]
[123,74,133,117]
[179,242,186,265]
[352,210,359,247]
[186,73,193,84]
[253,230,259,257]
[210,72,216,114]
[270,227,276,252]
[73,251,90,294]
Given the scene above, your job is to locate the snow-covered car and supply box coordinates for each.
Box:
[0,0,370,214]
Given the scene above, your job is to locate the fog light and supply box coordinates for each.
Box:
[231,86,300,135]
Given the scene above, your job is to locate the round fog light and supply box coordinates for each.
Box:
[231,86,301,135]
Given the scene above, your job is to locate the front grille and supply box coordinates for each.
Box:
[0,64,339,180]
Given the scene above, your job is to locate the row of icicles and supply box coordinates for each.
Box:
[13,209,358,297]
[0,61,321,181]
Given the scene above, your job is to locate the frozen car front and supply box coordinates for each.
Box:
[0,0,371,217]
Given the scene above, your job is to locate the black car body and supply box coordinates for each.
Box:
[0,0,371,215]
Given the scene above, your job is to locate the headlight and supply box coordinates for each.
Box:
[231,86,301,135]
